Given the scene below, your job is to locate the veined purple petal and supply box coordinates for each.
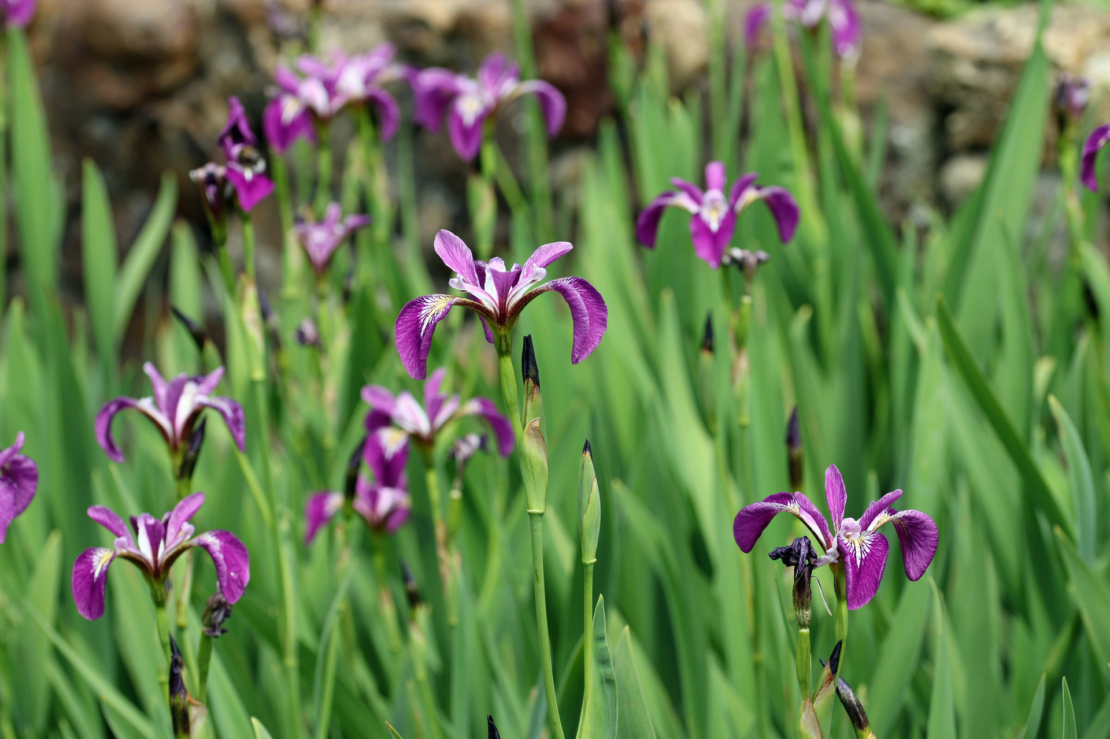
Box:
[859,490,902,530]
[524,277,608,363]
[95,397,143,463]
[758,186,800,243]
[365,87,400,140]
[839,531,889,609]
[435,230,481,286]
[1082,124,1110,192]
[264,98,315,154]
[87,505,131,540]
[0,434,37,544]
[226,165,275,213]
[733,492,797,552]
[395,295,477,380]
[72,547,117,620]
[745,3,772,45]
[826,464,846,532]
[5,0,35,28]
[196,396,247,453]
[689,210,736,268]
[792,492,833,549]
[886,508,938,581]
[460,397,515,457]
[705,162,727,193]
[364,428,410,488]
[304,492,344,545]
[448,102,489,162]
[166,492,205,546]
[514,80,566,136]
[192,531,250,604]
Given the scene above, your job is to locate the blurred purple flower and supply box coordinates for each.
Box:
[362,367,515,457]
[1055,74,1090,124]
[95,363,246,465]
[188,162,229,221]
[295,202,371,275]
[1082,124,1110,191]
[72,493,250,620]
[411,52,566,161]
[0,432,37,543]
[304,428,412,542]
[636,162,799,269]
[733,464,938,609]
[746,0,861,59]
[3,0,34,28]
[394,231,607,379]
[217,97,275,212]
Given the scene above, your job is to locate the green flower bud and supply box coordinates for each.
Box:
[579,440,601,564]
[698,314,718,434]
[521,418,549,514]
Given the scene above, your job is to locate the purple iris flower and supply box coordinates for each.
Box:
[217,97,275,212]
[295,202,371,275]
[362,367,515,458]
[0,432,38,544]
[2,0,35,28]
[411,52,566,162]
[733,464,938,609]
[71,492,250,620]
[635,162,800,269]
[394,230,607,380]
[746,0,862,59]
[304,428,412,543]
[95,363,246,465]
[1082,124,1110,192]
[1055,74,1090,125]
[188,162,228,221]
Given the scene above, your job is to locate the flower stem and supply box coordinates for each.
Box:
[241,208,256,283]
[833,564,848,677]
[497,348,522,438]
[216,242,236,296]
[530,512,566,739]
[196,632,213,703]
[315,123,332,218]
[423,451,457,624]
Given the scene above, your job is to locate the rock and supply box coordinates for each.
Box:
[643,0,707,89]
[939,153,988,206]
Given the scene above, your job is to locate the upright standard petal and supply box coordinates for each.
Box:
[304,492,344,545]
[165,492,205,545]
[838,531,889,609]
[460,397,516,457]
[858,490,903,530]
[395,295,484,380]
[87,505,132,540]
[361,385,396,432]
[0,434,36,543]
[72,548,117,620]
[478,52,519,94]
[886,509,938,581]
[95,397,143,463]
[513,80,567,136]
[704,161,727,193]
[1082,123,1110,192]
[263,98,315,154]
[825,464,847,532]
[192,531,251,604]
[524,277,608,363]
[434,230,481,286]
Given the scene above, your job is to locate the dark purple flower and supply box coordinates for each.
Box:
[362,367,515,457]
[294,202,371,275]
[1082,124,1110,192]
[3,0,34,28]
[411,52,566,161]
[1056,74,1091,124]
[95,363,246,464]
[394,231,607,379]
[188,162,229,220]
[0,432,37,544]
[636,162,799,269]
[746,0,861,59]
[304,428,411,542]
[71,493,250,620]
[218,97,274,212]
[733,464,938,609]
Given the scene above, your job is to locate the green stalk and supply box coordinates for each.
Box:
[497,348,522,439]
[175,474,191,503]
[529,513,567,739]
[242,209,257,283]
[424,451,457,624]
[196,633,213,703]
[583,561,595,699]
[315,123,333,218]
[152,582,172,699]
[216,242,236,296]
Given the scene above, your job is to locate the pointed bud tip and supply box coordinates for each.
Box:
[521,335,540,387]
[583,438,592,456]
[487,715,501,739]
[785,406,801,450]
[701,314,714,353]
[829,640,842,675]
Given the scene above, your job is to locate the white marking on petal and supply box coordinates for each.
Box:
[175,381,200,439]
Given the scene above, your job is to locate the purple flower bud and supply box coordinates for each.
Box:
[488,716,501,739]
[169,636,190,736]
[294,318,322,349]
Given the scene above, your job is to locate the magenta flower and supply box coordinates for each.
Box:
[395,231,607,380]
[362,367,515,457]
[746,0,861,59]
[3,0,34,28]
[1082,124,1110,191]
[295,202,371,275]
[411,52,566,161]
[96,363,246,465]
[636,162,799,269]
[71,493,250,620]
[216,97,274,212]
[304,428,412,543]
[0,432,37,544]
[733,464,938,609]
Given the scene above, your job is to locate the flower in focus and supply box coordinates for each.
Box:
[395,231,607,379]
[217,97,275,212]
[295,202,371,275]
[411,52,566,161]
[733,464,938,609]
[746,0,861,59]
[0,432,38,543]
[264,47,402,153]
[1082,123,1110,192]
[3,0,35,29]
[362,367,515,456]
[96,363,246,466]
[304,428,412,543]
[636,162,799,269]
[71,493,250,620]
